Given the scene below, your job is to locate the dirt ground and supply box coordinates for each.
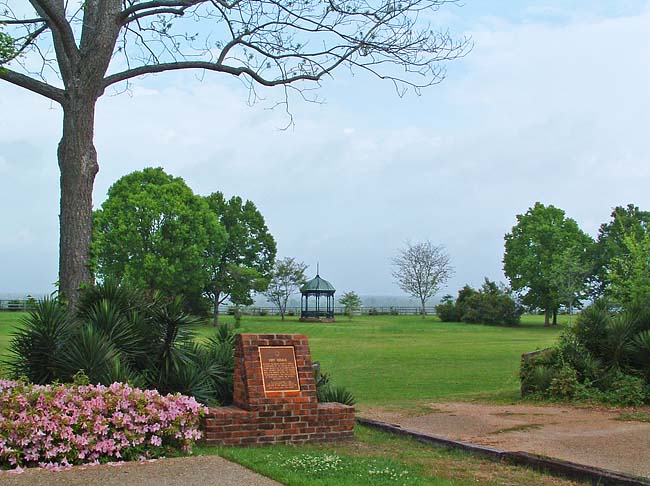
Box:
[360,402,650,480]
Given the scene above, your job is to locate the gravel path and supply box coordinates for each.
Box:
[0,455,281,486]
[361,402,650,479]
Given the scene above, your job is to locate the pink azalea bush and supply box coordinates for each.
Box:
[0,379,207,470]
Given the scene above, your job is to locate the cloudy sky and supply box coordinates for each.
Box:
[1,1,650,299]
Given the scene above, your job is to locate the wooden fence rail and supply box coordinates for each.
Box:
[0,300,437,316]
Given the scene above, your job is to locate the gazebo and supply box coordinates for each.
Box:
[300,271,336,322]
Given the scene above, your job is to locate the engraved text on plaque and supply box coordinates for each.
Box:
[258,346,301,393]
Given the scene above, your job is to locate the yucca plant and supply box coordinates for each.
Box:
[144,297,198,394]
[601,314,636,371]
[5,299,76,384]
[631,331,650,381]
[202,326,236,404]
[76,278,155,317]
[56,324,120,384]
[317,385,356,406]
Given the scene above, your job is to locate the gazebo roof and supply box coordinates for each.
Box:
[301,274,336,293]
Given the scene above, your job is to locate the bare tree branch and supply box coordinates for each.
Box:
[27,0,79,67]
[392,240,454,317]
[0,66,64,102]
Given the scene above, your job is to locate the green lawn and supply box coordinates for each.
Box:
[0,311,21,358]
[198,425,583,486]
[0,311,578,484]
[0,311,566,410]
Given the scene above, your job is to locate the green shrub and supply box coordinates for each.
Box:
[603,373,647,407]
[6,299,75,384]
[524,365,557,397]
[520,300,650,405]
[313,366,355,406]
[318,385,356,406]
[548,366,581,400]
[440,280,523,326]
[434,295,458,322]
[5,283,235,406]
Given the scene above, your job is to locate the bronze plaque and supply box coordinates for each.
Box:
[258,346,301,393]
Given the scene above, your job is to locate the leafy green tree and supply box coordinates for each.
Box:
[550,247,592,325]
[92,168,226,301]
[504,203,594,327]
[0,28,14,64]
[203,192,277,326]
[339,291,362,320]
[608,228,650,306]
[264,258,307,320]
[593,204,650,298]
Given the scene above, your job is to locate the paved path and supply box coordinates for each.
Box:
[0,455,281,486]
[361,402,650,480]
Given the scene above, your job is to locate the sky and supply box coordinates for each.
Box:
[1,1,650,299]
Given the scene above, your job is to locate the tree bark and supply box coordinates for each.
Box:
[544,307,550,327]
[213,290,221,327]
[552,309,558,326]
[421,297,426,318]
[58,96,99,307]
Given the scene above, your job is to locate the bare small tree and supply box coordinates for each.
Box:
[264,257,307,320]
[392,240,453,318]
[0,1,468,306]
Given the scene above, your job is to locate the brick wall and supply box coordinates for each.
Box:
[202,334,355,446]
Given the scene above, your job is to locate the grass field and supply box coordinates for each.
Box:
[0,311,566,410]
[0,311,581,484]
[199,425,582,486]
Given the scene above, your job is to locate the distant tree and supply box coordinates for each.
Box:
[550,248,592,325]
[92,168,227,302]
[503,203,593,327]
[593,204,650,298]
[264,258,308,320]
[392,241,453,318]
[203,193,277,326]
[339,291,362,320]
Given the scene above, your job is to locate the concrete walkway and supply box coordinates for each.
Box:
[0,455,281,486]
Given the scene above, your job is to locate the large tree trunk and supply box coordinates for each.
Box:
[58,96,99,307]
[552,309,558,326]
[544,307,550,327]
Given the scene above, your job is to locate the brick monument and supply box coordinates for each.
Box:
[202,334,355,445]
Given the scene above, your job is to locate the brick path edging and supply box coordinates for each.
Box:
[356,418,650,486]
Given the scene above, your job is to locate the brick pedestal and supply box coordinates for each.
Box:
[202,334,355,446]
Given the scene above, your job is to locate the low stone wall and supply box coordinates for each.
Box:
[203,402,354,446]
[202,333,354,446]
